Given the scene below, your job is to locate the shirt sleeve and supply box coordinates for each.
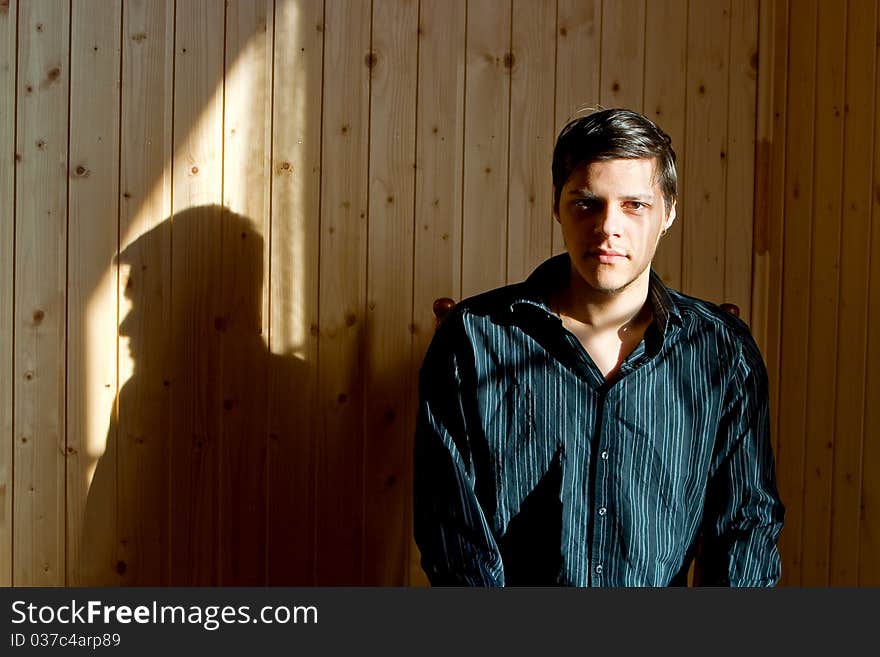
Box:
[696,334,785,587]
[413,318,505,586]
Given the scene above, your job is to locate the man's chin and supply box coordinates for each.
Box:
[577,270,633,296]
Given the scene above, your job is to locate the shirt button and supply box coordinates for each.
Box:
[600,450,608,460]
[595,565,603,575]
[598,507,606,516]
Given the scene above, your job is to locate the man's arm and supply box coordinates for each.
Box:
[413,319,504,586]
[696,336,785,586]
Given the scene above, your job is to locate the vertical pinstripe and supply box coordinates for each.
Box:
[414,254,784,586]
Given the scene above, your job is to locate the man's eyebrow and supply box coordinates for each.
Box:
[566,190,654,201]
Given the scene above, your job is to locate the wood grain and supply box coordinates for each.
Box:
[13,0,70,586]
[66,0,121,586]
[861,0,880,585]
[267,0,323,586]
[169,0,226,585]
[460,0,511,298]
[682,0,730,304]
[0,0,16,588]
[219,0,273,586]
[643,0,687,290]
[800,0,846,586]
[725,0,759,324]
[114,0,175,586]
[316,0,371,585]
[775,0,816,587]
[363,0,418,586]
[599,0,645,111]
[507,0,555,283]
[829,0,875,586]
[410,0,467,586]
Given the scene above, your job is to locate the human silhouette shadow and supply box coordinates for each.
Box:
[79,205,317,585]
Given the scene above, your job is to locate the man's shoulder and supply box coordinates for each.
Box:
[665,286,764,368]
[441,281,532,325]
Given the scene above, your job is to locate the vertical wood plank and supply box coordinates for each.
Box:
[66,0,121,586]
[643,0,687,290]
[410,0,466,586]
[553,0,601,255]
[599,0,645,111]
[268,0,323,586]
[682,0,730,303]
[724,0,759,324]
[170,0,226,585]
[800,0,846,587]
[775,0,816,587]
[317,0,371,585]
[829,0,875,586]
[507,0,555,283]
[220,0,273,586]
[461,0,511,298]
[114,0,175,586]
[363,0,417,586]
[13,0,69,586]
[860,0,880,588]
[0,0,16,588]
[751,0,788,471]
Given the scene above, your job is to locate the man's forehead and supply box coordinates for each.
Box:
[564,158,659,191]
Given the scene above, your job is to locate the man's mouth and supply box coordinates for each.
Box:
[588,249,627,264]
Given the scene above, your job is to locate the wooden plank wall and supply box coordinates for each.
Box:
[0,0,876,587]
[756,0,880,586]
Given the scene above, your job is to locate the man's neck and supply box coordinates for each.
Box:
[559,268,652,335]
[553,268,654,380]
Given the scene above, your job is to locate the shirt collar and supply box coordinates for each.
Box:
[509,253,683,335]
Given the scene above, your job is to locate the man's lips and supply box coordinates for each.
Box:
[588,249,627,263]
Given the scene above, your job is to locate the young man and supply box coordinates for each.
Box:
[413,108,784,586]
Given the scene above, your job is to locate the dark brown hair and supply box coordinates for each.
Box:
[552,108,677,213]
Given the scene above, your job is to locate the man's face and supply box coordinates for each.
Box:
[554,157,675,296]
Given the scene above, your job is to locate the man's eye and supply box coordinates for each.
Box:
[573,200,594,210]
[623,201,646,211]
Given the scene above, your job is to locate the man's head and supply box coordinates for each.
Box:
[552,108,677,214]
[551,109,678,296]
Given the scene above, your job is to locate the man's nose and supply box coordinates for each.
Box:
[595,204,623,237]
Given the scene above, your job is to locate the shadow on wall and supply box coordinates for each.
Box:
[78,205,323,585]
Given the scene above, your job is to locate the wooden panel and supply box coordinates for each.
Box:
[219,0,273,586]
[682,0,730,303]
[169,0,226,585]
[13,0,69,586]
[507,0,555,283]
[829,0,875,586]
[800,0,846,586]
[113,0,175,586]
[862,0,880,585]
[461,0,511,298]
[724,0,759,324]
[66,0,121,586]
[410,0,466,586]
[599,0,645,111]
[363,0,417,586]
[317,0,371,585]
[267,0,323,586]
[643,0,687,290]
[775,0,816,587]
[0,0,16,587]
[751,0,789,466]
[553,0,601,254]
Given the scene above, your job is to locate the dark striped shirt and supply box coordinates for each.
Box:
[414,254,784,586]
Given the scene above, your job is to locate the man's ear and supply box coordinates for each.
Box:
[552,187,560,223]
[663,199,677,231]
